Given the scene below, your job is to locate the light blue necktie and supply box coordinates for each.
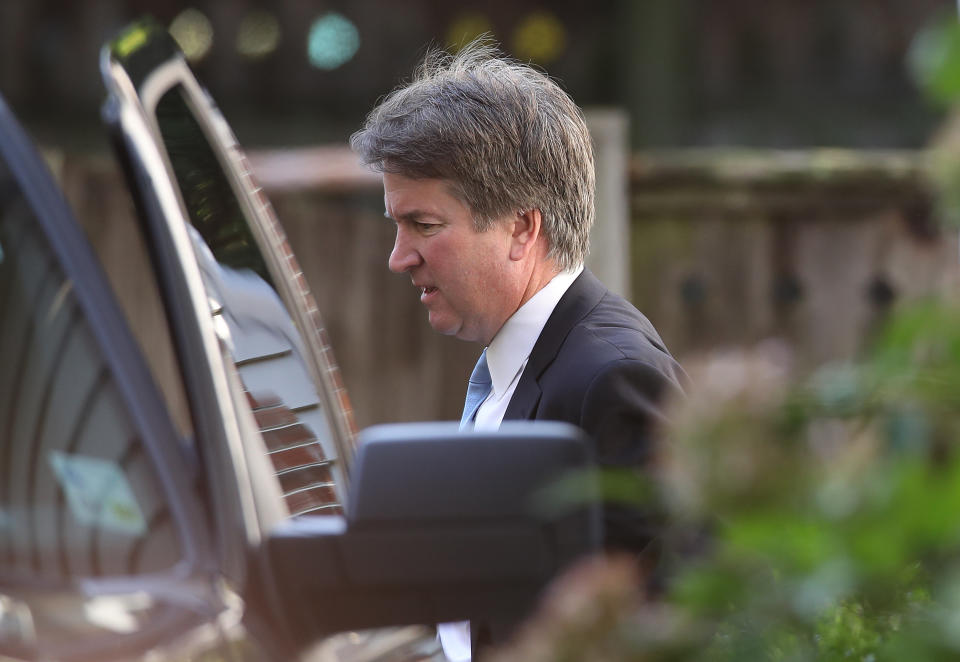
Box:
[460,349,492,429]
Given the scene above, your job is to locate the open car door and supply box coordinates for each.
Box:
[100,21,357,524]
[0,75,240,662]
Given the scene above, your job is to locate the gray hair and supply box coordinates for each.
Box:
[350,41,595,271]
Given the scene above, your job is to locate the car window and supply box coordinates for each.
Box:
[152,84,340,516]
[0,159,182,581]
[70,165,194,443]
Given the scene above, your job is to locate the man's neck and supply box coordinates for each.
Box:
[516,260,561,312]
[477,243,562,346]
[480,262,582,348]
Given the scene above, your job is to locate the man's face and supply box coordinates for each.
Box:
[384,172,520,345]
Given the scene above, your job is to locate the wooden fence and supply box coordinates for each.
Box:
[58,148,955,430]
[627,150,955,365]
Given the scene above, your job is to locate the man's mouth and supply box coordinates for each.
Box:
[421,286,437,296]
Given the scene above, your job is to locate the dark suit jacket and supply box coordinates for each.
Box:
[503,268,687,553]
[471,269,686,656]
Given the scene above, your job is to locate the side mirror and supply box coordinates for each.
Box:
[258,421,601,647]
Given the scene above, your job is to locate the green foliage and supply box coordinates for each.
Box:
[909,14,960,107]
[910,13,960,230]
[502,299,960,662]
[531,467,652,518]
[648,300,960,661]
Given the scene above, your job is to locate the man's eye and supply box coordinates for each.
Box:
[416,222,436,232]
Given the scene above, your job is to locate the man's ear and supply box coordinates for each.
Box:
[509,208,542,261]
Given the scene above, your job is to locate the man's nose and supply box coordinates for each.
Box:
[388,228,421,273]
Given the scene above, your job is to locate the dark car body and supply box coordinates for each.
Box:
[0,20,599,661]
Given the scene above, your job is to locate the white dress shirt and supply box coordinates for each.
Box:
[438,265,583,662]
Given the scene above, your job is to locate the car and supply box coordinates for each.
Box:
[0,19,599,661]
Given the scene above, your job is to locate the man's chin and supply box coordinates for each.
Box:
[427,310,488,343]
[427,312,461,338]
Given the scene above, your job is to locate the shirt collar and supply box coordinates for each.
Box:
[485,265,583,397]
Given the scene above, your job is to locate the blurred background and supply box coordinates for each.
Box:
[0,0,954,148]
[5,0,960,429]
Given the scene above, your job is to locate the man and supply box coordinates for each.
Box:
[351,42,686,660]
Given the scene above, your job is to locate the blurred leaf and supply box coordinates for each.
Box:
[883,407,931,454]
[909,15,960,106]
[816,600,882,661]
[724,514,839,574]
[670,564,749,614]
[808,364,864,416]
[530,467,652,517]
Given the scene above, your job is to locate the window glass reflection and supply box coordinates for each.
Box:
[0,162,181,582]
[154,87,341,515]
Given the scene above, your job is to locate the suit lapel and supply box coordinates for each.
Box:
[503,269,607,420]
